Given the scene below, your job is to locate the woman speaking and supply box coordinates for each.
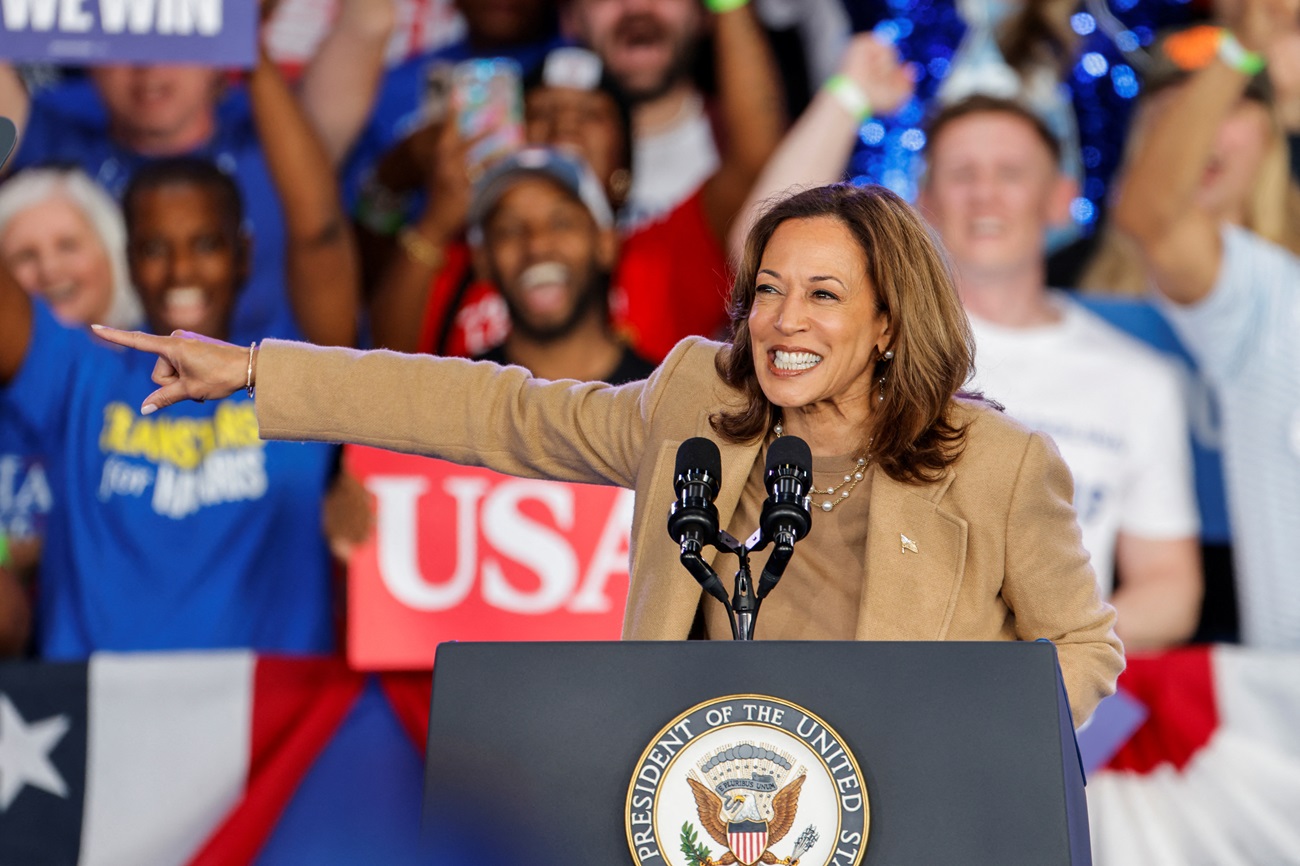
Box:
[94,183,1123,724]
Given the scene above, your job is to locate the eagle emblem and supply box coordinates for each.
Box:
[682,742,818,866]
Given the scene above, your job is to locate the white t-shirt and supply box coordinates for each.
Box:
[1157,225,1300,649]
[623,93,718,232]
[966,293,1200,595]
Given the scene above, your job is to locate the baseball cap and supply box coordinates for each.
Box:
[467,147,615,244]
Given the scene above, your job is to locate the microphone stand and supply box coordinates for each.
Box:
[668,435,811,642]
[722,530,759,641]
[681,529,763,641]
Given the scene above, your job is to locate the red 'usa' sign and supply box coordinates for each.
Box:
[344,445,632,669]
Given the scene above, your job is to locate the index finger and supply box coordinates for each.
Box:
[90,325,174,356]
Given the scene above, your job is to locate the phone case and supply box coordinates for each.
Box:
[451,58,524,174]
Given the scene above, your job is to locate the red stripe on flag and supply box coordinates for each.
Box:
[187,657,365,866]
[1106,645,1218,774]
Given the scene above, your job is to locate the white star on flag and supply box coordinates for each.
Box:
[0,692,70,810]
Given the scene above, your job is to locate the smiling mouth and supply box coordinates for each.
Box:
[43,281,80,304]
[516,262,571,315]
[132,82,172,106]
[772,349,822,372]
[162,286,210,329]
[970,217,1005,237]
[615,15,668,49]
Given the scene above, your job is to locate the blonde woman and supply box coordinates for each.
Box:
[1080,25,1300,295]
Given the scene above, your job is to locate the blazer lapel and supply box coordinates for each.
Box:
[856,467,969,641]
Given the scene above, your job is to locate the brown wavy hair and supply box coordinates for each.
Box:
[711,184,977,483]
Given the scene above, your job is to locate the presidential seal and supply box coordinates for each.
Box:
[626,695,868,866]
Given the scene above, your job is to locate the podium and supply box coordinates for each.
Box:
[422,640,1090,865]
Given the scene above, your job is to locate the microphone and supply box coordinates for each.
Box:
[667,437,721,553]
[755,435,812,599]
[667,437,729,606]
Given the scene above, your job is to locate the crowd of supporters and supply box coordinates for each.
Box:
[2,0,1298,658]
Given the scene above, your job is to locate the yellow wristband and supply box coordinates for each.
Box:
[824,74,873,123]
[704,0,750,12]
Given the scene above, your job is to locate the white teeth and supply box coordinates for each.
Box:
[163,287,208,328]
[520,262,568,291]
[165,287,205,308]
[773,350,822,371]
[971,217,1003,236]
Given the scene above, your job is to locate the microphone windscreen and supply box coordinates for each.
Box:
[676,437,722,480]
[766,435,812,475]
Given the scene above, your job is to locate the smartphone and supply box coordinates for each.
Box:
[451,58,524,175]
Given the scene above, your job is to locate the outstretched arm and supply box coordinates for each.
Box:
[726,34,914,258]
[297,0,396,165]
[1112,0,1292,304]
[249,44,361,347]
[701,3,787,245]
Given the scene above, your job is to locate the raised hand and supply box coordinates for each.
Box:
[1236,0,1300,53]
[1258,0,1300,129]
[90,326,251,414]
[840,34,916,117]
[419,118,481,241]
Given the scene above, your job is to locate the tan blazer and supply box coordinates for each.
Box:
[256,336,1123,723]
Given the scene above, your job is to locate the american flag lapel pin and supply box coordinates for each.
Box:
[900,534,918,554]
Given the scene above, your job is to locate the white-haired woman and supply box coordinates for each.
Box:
[0,166,142,330]
[0,168,142,611]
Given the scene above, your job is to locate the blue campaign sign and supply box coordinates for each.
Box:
[0,0,257,68]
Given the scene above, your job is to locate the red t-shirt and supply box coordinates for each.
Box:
[415,188,732,362]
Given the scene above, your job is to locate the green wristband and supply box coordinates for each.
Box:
[1218,30,1266,76]
[704,0,750,13]
[824,74,873,123]
[0,535,10,570]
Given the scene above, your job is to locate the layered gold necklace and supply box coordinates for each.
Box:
[773,421,872,512]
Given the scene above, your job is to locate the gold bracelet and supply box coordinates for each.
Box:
[246,342,257,399]
[398,227,446,270]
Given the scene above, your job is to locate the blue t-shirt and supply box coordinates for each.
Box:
[2,303,336,659]
[13,80,298,344]
[342,35,564,208]
[0,413,51,543]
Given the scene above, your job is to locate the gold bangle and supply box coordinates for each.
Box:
[398,227,446,270]
[246,341,257,399]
